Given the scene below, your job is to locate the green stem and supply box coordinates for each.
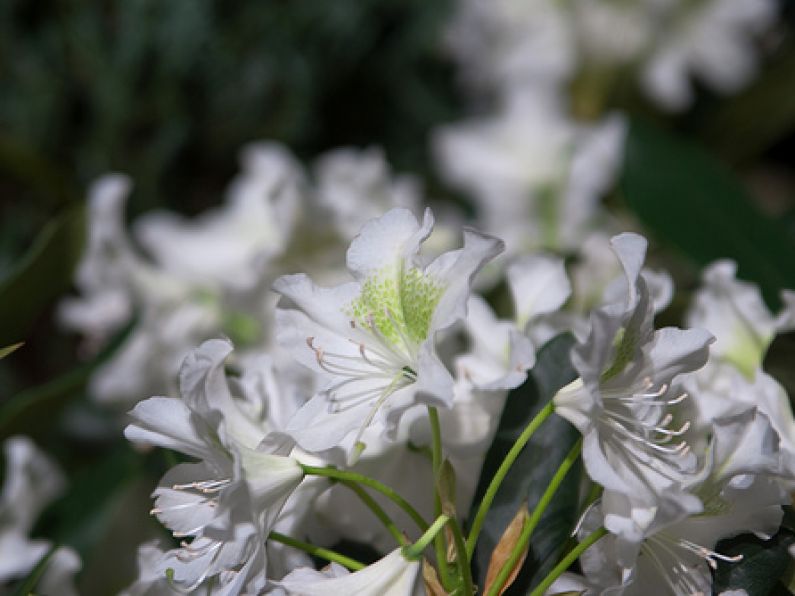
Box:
[448,516,475,596]
[427,406,454,590]
[342,480,408,546]
[301,464,429,531]
[268,532,366,571]
[466,400,556,558]
[529,527,607,596]
[403,514,450,561]
[486,438,582,596]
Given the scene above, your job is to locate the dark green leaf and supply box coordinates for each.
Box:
[712,527,795,595]
[0,203,86,346]
[469,334,581,593]
[621,119,795,309]
[0,320,133,439]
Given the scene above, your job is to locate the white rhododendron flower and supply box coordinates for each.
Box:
[274,207,502,463]
[553,233,713,543]
[125,339,304,592]
[559,408,787,595]
[457,254,571,390]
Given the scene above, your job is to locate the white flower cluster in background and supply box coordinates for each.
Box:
[435,0,780,263]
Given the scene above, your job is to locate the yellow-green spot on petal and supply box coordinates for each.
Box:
[349,266,444,346]
[723,323,771,380]
[601,326,638,382]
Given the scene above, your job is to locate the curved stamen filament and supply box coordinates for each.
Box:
[604,418,689,454]
[172,479,231,494]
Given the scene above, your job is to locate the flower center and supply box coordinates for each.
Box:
[349,266,443,350]
[600,377,691,457]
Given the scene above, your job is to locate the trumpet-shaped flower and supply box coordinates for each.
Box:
[274,208,503,463]
[558,408,787,595]
[553,233,713,539]
[125,339,304,592]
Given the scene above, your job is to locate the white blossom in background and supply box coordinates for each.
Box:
[684,260,795,477]
[0,436,81,595]
[444,0,574,94]
[58,175,138,343]
[124,340,305,593]
[641,0,779,111]
[274,207,503,464]
[134,143,303,290]
[444,0,779,111]
[313,146,420,239]
[434,88,626,254]
[456,254,571,390]
[59,144,307,406]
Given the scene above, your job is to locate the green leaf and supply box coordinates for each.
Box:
[712,526,795,595]
[0,341,23,360]
[10,545,57,596]
[620,119,795,309]
[0,203,86,346]
[0,320,133,439]
[469,334,581,592]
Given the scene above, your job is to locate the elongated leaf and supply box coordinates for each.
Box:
[621,119,795,308]
[469,334,581,592]
[0,203,85,346]
[712,527,795,595]
[0,320,133,438]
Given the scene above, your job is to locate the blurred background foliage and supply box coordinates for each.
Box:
[1,0,795,592]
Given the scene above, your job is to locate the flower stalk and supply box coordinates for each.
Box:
[268,531,366,571]
[486,438,583,596]
[300,464,429,531]
[466,400,556,558]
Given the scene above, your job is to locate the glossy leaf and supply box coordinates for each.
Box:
[621,119,795,308]
[712,526,795,595]
[469,334,581,592]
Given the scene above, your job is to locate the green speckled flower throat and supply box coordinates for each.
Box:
[349,265,444,348]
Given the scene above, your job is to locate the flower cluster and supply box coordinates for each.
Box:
[55,193,794,594]
[2,2,790,595]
